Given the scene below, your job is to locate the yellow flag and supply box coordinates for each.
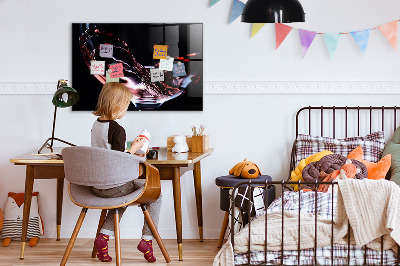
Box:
[251,23,266,38]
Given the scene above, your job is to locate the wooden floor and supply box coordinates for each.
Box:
[0,239,221,265]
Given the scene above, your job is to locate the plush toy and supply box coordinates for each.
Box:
[1,192,44,247]
[172,135,189,153]
[289,150,333,191]
[348,146,391,180]
[229,159,261,179]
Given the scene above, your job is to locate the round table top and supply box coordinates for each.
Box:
[215,175,272,188]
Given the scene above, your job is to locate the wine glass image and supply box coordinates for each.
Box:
[75,23,203,111]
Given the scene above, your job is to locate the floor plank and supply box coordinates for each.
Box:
[0,239,221,265]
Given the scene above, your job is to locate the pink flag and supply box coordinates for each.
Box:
[378,21,398,50]
[298,29,317,58]
[275,23,293,49]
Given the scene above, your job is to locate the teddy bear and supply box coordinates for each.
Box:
[172,135,189,153]
[1,192,44,247]
[229,159,261,179]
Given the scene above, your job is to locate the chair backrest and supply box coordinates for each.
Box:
[62,146,145,187]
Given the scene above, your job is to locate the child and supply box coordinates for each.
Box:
[91,82,162,263]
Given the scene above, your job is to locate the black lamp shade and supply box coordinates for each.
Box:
[52,84,79,108]
[241,0,305,23]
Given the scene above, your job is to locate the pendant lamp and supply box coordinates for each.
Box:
[38,79,79,154]
[241,0,305,23]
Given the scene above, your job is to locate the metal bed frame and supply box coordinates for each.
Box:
[230,106,400,266]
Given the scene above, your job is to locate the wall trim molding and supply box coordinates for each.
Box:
[204,81,400,94]
[1,81,400,95]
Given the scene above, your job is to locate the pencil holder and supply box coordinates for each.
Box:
[191,135,209,153]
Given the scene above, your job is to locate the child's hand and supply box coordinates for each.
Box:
[129,137,147,155]
[134,149,149,157]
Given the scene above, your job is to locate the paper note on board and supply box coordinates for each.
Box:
[90,61,105,75]
[109,63,124,78]
[100,44,113,58]
[153,45,168,59]
[173,63,186,77]
[150,68,165,82]
[159,58,174,71]
[106,72,119,82]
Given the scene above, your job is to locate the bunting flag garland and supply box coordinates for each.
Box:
[298,29,317,58]
[251,23,266,38]
[323,33,341,58]
[211,5,400,57]
[351,29,370,55]
[275,23,293,49]
[209,0,220,7]
[378,21,398,50]
[229,0,245,24]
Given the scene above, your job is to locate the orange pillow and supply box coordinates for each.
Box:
[347,146,391,180]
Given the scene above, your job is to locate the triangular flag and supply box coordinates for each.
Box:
[351,29,370,55]
[275,23,293,49]
[298,29,317,58]
[251,23,266,38]
[209,0,220,7]
[229,0,245,24]
[378,21,398,50]
[323,33,341,58]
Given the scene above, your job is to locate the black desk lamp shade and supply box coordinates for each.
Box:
[38,80,79,154]
[241,0,305,23]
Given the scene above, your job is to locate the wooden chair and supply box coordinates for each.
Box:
[60,146,171,265]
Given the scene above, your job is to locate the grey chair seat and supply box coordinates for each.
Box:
[69,180,145,208]
[61,146,170,265]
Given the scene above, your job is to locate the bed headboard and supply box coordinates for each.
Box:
[290,106,400,179]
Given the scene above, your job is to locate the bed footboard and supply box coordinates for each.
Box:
[230,180,400,266]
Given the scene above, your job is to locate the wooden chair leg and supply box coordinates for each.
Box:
[141,205,171,263]
[92,209,108,258]
[60,208,88,266]
[217,211,230,248]
[114,210,121,266]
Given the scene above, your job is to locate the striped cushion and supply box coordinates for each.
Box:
[1,217,41,240]
[295,131,385,167]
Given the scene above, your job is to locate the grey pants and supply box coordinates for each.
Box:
[92,180,162,240]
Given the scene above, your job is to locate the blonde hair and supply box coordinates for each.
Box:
[93,82,133,120]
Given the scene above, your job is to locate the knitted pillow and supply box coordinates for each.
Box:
[294,131,385,167]
[302,154,368,189]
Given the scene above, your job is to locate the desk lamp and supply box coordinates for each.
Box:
[241,0,305,23]
[38,79,79,154]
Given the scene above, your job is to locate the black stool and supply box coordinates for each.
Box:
[215,175,275,248]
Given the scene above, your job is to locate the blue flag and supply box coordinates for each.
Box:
[351,29,371,55]
[229,0,245,24]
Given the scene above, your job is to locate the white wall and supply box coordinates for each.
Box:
[1,0,400,240]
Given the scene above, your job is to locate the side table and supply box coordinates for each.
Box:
[215,175,275,248]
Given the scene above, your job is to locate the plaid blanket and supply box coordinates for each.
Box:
[235,244,397,265]
[234,191,397,265]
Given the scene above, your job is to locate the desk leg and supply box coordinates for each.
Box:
[56,178,64,241]
[20,165,35,259]
[193,161,203,242]
[172,167,183,261]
